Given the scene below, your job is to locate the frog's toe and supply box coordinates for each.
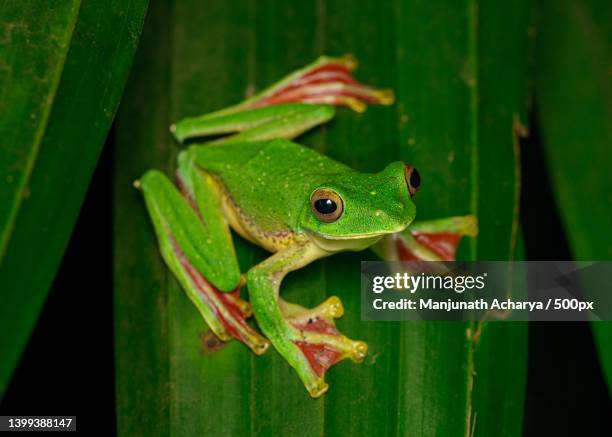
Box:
[324,296,344,319]
[224,292,253,318]
[295,330,368,364]
[250,336,271,356]
[283,295,345,324]
[352,340,368,363]
[306,379,329,399]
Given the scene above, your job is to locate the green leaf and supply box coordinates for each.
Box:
[0,0,148,394]
[536,0,612,392]
[114,0,532,435]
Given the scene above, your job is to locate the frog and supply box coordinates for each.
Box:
[137,55,477,397]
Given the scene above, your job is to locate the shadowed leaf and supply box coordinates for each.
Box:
[0,0,149,394]
[536,0,612,393]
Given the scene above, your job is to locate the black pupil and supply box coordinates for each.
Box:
[410,168,421,189]
[314,198,337,215]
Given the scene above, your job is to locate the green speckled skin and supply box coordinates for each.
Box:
[138,57,474,397]
[182,139,415,240]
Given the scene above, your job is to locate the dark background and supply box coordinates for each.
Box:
[0,114,610,435]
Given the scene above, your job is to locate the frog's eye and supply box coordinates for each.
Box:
[310,189,344,223]
[404,165,420,197]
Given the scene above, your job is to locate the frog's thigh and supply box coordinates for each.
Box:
[141,169,240,291]
[140,170,268,353]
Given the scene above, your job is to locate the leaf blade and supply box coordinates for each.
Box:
[114,1,532,435]
[536,0,612,392]
[0,1,81,256]
[0,0,149,394]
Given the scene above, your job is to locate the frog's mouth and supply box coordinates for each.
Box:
[305,226,408,253]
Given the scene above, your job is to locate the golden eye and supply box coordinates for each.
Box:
[404,164,420,197]
[310,189,344,223]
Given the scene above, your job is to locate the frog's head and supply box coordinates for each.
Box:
[299,161,419,250]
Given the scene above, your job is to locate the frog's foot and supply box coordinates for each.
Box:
[281,297,368,397]
[172,239,270,355]
[377,215,478,261]
[247,54,394,112]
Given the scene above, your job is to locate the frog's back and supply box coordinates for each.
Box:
[188,139,353,233]
[190,139,349,175]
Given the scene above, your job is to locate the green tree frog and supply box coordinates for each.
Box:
[138,56,477,397]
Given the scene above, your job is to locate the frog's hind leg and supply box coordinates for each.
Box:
[172,54,394,144]
[172,103,336,144]
[139,170,269,355]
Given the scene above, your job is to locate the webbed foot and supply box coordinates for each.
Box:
[180,260,270,355]
[281,296,368,397]
[377,215,478,261]
[244,54,394,112]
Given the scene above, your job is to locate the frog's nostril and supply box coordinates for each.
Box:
[404,165,420,197]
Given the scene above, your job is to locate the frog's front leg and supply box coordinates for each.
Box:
[374,215,478,261]
[247,242,366,398]
[139,169,269,354]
